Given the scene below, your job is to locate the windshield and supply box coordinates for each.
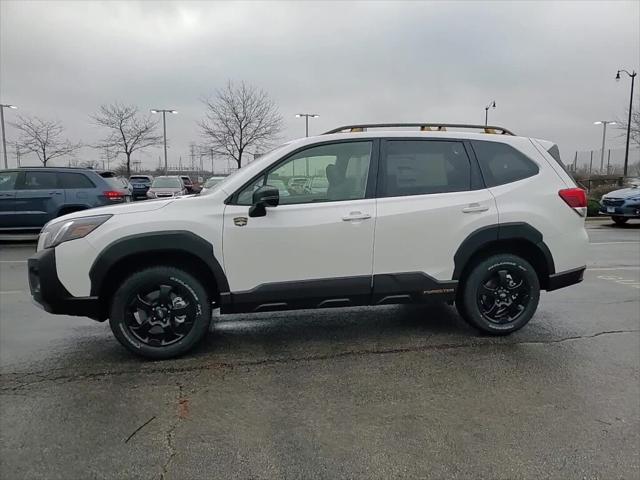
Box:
[152,178,182,188]
[199,143,291,196]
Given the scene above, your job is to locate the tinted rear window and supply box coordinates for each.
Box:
[23,171,58,189]
[381,140,471,197]
[130,176,151,183]
[471,141,539,187]
[58,172,95,189]
[103,177,124,189]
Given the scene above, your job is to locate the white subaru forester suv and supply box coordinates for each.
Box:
[28,124,589,359]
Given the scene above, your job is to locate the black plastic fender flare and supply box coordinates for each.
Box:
[89,230,229,296]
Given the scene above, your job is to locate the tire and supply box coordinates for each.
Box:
[612,216,629,225]
[456,254,540,335]
[109,266,211,359]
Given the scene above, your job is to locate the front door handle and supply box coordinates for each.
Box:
[342,211,371,221]
[462,203,489,213]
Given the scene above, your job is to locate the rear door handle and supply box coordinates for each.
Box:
[462,203,489,213]
[342,211,371,221]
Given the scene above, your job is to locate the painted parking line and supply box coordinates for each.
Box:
[0,260,28,264]
[596,274,640,289]
[589,266,640,271]
[590,241,640,245]
[0,290,25,295]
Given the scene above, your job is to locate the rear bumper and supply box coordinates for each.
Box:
[28,248,104,321]
[547,266,586,291]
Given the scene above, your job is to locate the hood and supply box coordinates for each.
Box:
[603,186,640,200]
[53,198,173,222]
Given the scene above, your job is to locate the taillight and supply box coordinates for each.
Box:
[559,188,587,216]
[104,191,123,201]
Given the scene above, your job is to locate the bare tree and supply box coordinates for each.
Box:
[615,106,640,148]
[199,81,283,169]
[12,116,82,166]
[92,103,163,176]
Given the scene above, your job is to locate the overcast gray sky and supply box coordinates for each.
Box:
[1,0,638,172]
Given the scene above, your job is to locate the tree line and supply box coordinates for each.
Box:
[9,80,283,176]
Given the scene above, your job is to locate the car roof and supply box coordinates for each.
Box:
[12,166,97,173]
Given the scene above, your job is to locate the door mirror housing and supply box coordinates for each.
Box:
[249,185,279,217]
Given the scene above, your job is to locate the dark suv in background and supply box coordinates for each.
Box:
[0,167,131,232]
[129,174,154,200]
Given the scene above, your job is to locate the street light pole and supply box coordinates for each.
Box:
[594,121,616,171]
[484,101,496,126]
[295,113,319,137]
[0,104,18,169]
[151,109,178,174]
[616,69,637,177]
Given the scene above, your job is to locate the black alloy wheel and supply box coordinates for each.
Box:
[477,267,531,324]
[109,266,211,359]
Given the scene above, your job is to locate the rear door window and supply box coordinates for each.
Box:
[380,140,471,197]
[0,171,19,191]
[471,141,539,187]
[58,172,95,189]
[22,171,58,189]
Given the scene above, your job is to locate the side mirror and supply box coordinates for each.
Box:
[249,185,279,217]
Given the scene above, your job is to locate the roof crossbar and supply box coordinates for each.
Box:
[323,123,515,136]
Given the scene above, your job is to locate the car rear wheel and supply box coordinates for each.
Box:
[456,254,540,335]
[612,216,629,225]
[109,266,211,359]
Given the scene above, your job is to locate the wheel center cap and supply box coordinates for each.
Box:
[155,307,167,319]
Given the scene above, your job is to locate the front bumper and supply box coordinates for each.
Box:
[28,248,104,321]
[599,202,640,218]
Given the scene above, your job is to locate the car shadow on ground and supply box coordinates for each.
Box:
[15,303,475,369]
[189,303,475,359]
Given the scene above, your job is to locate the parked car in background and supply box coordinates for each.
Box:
[599,181,640,224]
[129,175,154,200]
[180,176,196,194]
[201,176,226,192]
[115,176,133,196]
[0,167,131,232]
[147,176,187,199]
[307,175,329,194]
[287,176,309,194]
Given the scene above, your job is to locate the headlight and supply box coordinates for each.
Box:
[40,215,112,250]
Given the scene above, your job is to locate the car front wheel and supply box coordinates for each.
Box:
[456,254,540,335]
[109,266,211,359]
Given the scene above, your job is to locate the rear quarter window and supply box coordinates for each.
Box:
[102,177,124,189]
[471,140,539,187]
[58,172,96,189]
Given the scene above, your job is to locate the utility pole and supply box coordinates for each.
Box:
[15,142,21,167]
[0,104,17,169]
[151,109,177,174]
[296,113,319,137]
[594,121,616,172]
[615,69,637,177]
[484,101,496,126]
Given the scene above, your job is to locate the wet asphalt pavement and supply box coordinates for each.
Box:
[0,220,638,479]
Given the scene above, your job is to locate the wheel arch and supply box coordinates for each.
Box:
[453,223,555,290]
[89,231,229,317]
